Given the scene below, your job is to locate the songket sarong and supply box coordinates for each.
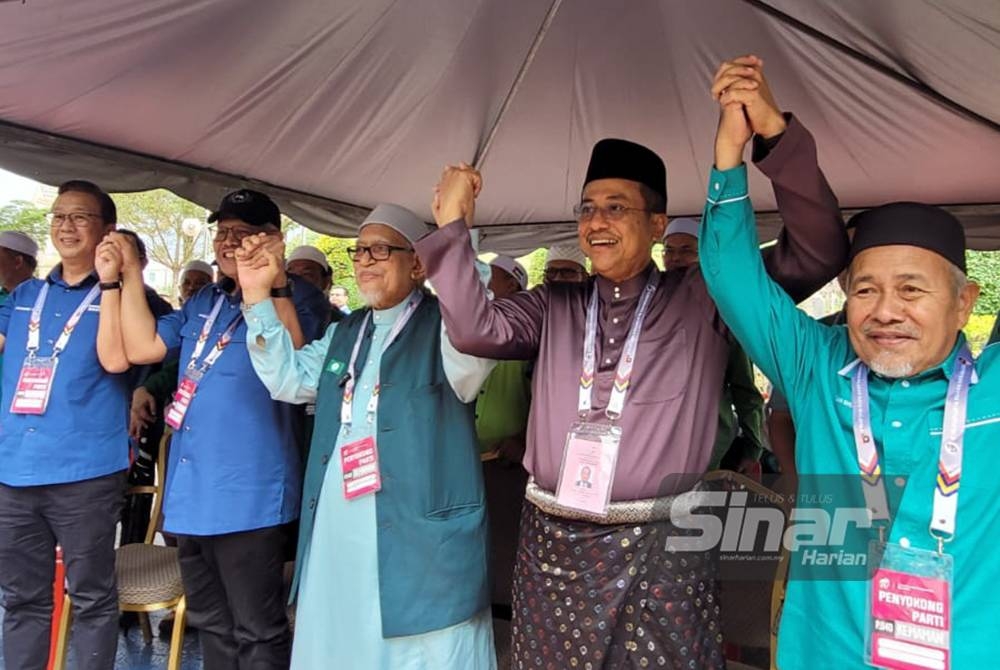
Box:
[509,484,725,670]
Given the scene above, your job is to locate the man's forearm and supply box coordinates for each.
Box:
[272,297,305,349]
[121,266,165,364]
[415,221,544,360]
[757,115,848,303]
[96,288,129,373]
[701,165,824,400]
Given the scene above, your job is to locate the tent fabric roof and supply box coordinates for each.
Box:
[1,0,998,254]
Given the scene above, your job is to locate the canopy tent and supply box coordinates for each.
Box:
[1,0,998,254]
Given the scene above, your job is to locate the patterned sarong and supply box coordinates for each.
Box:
[509,499,725,669]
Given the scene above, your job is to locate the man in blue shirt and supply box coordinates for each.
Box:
[0,231,40,386]
[107,189,326,670]
[330,284,352,315]
[0,180,130,670]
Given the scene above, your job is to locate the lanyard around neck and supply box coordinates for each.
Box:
[341,291,423,427]
[578,272,658,420]
[26,282,101,357]
[851,342,974,551]
[186,294,243,373]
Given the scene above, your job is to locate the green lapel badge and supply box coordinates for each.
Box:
[327,359,346,375]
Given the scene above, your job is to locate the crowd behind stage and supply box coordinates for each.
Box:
[1,54,997,670]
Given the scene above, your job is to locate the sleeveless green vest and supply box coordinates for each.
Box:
[292,294,490,637]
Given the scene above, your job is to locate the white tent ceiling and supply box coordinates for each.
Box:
[1,0,999,254]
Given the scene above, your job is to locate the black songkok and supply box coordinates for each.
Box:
[848,202,966,273]
[584,139,667,212]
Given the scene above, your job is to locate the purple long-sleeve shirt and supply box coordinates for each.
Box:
[417,116,846,500]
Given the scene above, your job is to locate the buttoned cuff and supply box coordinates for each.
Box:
[243,299,282,348]
[706,165,749,206]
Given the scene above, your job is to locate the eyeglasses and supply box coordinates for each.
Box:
[573,203,651,222]
[46,211,102,228]
[346,244,413,262]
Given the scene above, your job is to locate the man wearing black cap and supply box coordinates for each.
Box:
[102,189,328,669]
[417,56,849,668]
[703,82,995,667]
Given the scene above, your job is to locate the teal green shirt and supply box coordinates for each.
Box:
[700,164,1000,669]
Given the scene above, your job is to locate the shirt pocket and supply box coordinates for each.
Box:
[934,409,1000,497]
[180,319,248,378]
[627,326,690,404]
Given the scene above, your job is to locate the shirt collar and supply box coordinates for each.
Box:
[212,277,242,304]
[46,264,99,289]
[595,263,658,303]
[938,333,979,384]
[372,288,419,325]
[838,333,978,384]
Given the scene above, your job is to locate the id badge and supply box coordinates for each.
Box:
[341,436,381,500]
[164,369,203,430]
[10,356,59,415]
[866,542,953,670]
[554,421,621,516]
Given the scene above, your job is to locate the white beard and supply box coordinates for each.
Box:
[358,287,385,307]
[867,353,915,379]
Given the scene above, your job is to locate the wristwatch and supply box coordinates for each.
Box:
[270,283,294,299]
[99,281,122,291]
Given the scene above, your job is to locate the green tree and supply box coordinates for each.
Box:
[0,200,48,247]
[313,235,362,308]
[966,250,1000,315]
[113,190,210,295]
[521,248,548,288]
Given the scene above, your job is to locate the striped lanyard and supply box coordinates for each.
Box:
[26,282,101,357]
[186,295,243,374]
[341,291,423,427]
[578,273,658,419]
[851,342,973,551]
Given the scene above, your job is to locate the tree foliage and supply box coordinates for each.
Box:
[313,235,362,308]
[0,200,48,247]
[520,248,548,288]
[113,190,211,294]
[966,250,1000,315]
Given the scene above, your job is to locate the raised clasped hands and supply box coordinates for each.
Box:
[235,233,286,303]
[712,55,786,170]
[95,231,142,283]
[432,161,482,228]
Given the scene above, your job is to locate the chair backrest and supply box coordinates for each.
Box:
[125,431,172,544]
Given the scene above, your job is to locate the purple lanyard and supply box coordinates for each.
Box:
[578,273,658,419]
[851,343,973,549]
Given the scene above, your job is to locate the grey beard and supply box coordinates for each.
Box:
[358,288,384,307]
[868,353,915,379]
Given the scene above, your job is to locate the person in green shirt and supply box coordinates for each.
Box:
[701,62,995,669]
[477,255,531,619]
